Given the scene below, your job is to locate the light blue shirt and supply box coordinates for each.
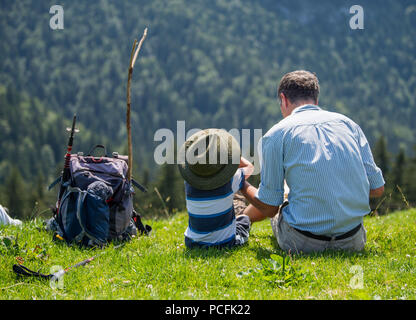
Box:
[256,104,385,236]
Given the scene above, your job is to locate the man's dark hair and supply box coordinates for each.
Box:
[278,70,320,104]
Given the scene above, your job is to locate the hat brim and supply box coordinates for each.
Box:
[178,160,239,190]
[177,129,240,190]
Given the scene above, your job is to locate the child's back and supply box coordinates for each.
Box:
[184,168,247,248]
[177,129,253,249]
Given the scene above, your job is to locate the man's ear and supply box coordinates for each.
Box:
[279,93,286,108]
[281,93,292,111]
[279,93,288,118]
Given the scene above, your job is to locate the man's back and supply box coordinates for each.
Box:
[260,104,385,236]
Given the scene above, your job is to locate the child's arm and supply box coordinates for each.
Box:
[239,156,254,180]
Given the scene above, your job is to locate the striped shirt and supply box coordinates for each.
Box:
[256,104,385,236]
[184,169,245,246]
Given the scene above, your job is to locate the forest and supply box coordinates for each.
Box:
[0,0,415,219]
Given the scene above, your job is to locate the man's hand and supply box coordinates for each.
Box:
[240,181,279,218]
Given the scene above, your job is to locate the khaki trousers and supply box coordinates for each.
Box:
[271,203,367,254]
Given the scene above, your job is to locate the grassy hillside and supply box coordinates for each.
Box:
[1,209,415,300]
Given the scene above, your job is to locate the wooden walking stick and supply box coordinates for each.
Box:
[126,28,148,182]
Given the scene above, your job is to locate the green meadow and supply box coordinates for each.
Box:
[1,209,415,300]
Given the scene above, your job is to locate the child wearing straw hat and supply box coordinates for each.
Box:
[177,129,253,249]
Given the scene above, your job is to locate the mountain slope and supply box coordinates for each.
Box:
[1,0,415,168]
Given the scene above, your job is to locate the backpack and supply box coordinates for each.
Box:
[48,144,151,246]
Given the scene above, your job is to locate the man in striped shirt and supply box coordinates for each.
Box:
[241,70,385,253]
[178,129,254,248]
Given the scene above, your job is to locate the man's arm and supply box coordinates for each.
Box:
[370,185,384,198]
[241,181,279,218]
[255,134,286,205]
[355,125,386,192]
[239,134,285,221]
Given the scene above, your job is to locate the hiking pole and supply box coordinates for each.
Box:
[12,244,125,281]
[56,114,79,212]
[126,28,148,182]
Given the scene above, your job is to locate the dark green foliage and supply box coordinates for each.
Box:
[371,138,414,214]
[1,1,416,156]
[134,164,186,218]
[392,148,406,189]
[155,164,186,214]
[0,0,415,216]
[373,137,390,178]
[3,167,27,219]
[0,85,111,217]
[403,149,416,207]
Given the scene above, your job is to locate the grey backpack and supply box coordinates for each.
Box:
[48,145,150,246]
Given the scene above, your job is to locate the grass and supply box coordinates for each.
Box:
[1,209,416,300]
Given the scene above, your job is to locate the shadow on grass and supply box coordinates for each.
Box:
[182,242,249,259]
[249,233,381,261]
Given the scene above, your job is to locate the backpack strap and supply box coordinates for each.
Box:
[13,264,53,279]
[48,176,62,191]
[87,144,108,157]
[131,179,148,193]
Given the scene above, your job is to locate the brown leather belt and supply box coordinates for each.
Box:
[293,223,362,241]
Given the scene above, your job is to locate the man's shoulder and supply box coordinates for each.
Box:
[262,113,307,142]
[263,106,360,140]
[263,119,290,139]
[323,109,362,133]
[294,106,360,130]
[324,108,355,121]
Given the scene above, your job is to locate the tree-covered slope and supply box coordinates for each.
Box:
[1,0,416,217]
[1,0,415,163]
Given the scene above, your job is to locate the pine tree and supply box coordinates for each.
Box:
[403,146,416,207]
[371,136,392,214]
[142,168,150,188]
[155,164,185,214]
[4,166,27,219]
[392,147,406,189]
[28,174,46,212]
[373,136,390,179]
[391,147,407,209]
